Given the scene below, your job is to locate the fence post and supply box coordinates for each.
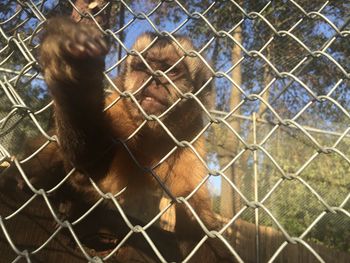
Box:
[253,112,260,263]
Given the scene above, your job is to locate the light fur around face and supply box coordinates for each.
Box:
[124,33,211,111]
[108,32,213,142]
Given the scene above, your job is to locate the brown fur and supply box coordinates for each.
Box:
[1,17,233,262]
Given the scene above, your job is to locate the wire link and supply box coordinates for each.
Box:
[0,0,349,262]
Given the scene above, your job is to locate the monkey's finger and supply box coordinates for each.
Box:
[65,41,87,58]
[94,36,109,55]
[85,40,104,57]
[75,31,89,45]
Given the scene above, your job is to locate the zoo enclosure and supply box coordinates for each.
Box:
[0,0,350,262]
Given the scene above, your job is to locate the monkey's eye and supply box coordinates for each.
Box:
[132,62,146,71]
[167,67,180,77]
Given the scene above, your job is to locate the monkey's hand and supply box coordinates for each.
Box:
[40,17,109,90]
[39,18,113,174]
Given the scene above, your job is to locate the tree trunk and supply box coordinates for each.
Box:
[220,26,243,218]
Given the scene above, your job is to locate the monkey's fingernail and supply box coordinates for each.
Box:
[75,44,86,53]
[95,36,109,53]
[76,32,88,44]
[66,41,86,57]
[88,2,100,14]
[86,40,101,56]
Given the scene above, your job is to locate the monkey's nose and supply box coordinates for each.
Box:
[153,76,168,86]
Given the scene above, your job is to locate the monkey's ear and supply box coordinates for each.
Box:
[176,36,195,54]
[194,60,214,107]
[131,32,154,52]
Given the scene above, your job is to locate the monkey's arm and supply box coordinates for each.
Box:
[40,18,112,176]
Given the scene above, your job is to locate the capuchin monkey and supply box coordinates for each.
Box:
[1,17,233,262]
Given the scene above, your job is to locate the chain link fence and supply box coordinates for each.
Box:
[0,0,350,262]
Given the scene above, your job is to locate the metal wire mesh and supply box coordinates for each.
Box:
[0,0,349,262]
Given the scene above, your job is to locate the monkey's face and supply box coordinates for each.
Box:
[123,33,210,117]
[128,57,183,115]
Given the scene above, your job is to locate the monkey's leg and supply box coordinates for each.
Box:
[40,17,112,176]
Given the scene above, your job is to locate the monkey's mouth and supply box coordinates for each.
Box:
[140,96,167,114]
[138,87,169,115]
